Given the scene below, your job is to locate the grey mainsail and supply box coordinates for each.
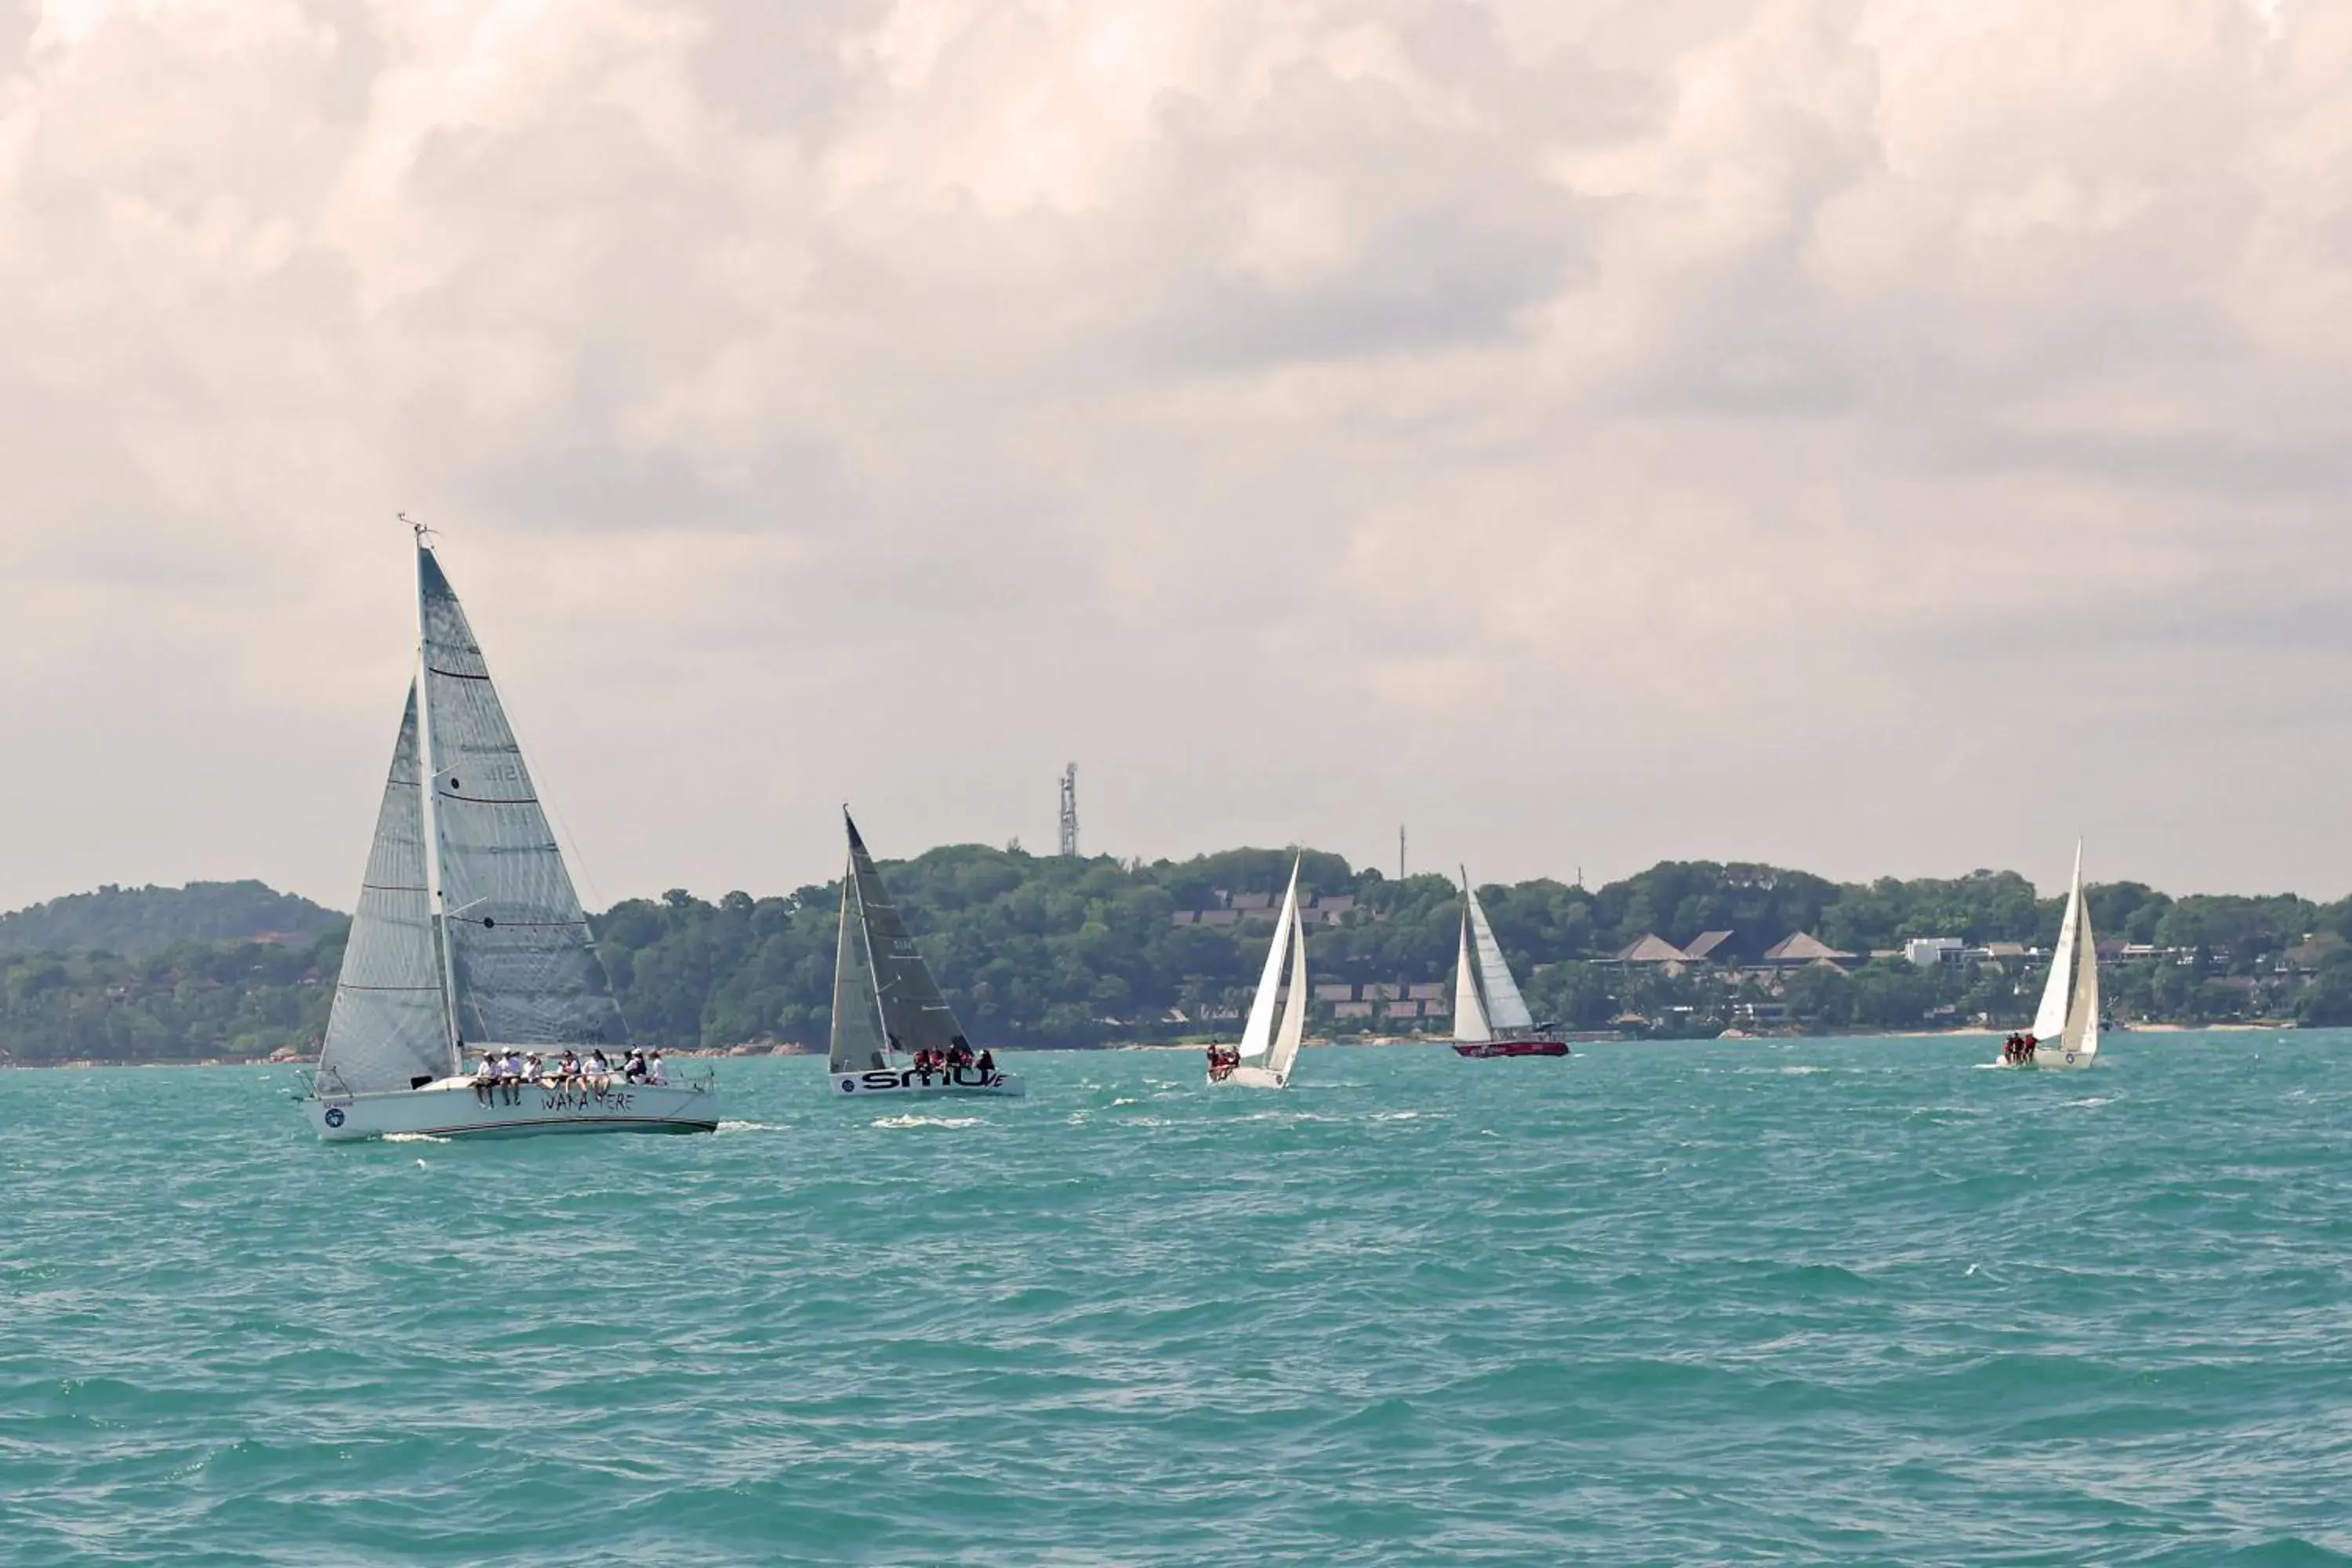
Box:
[317,682,453,1092]
[415,545,628,1050]
[844,811,969,1057]
[828,869,891,1073]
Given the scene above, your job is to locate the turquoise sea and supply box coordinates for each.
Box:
[5,1034,2350,1565]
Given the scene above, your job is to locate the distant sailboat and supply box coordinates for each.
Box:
[2000,841,2100,1071]
[829,811,1024,1098]
[302,534,719,1138]
[1452,870,1569,1058]
[1209,855,1308,1090]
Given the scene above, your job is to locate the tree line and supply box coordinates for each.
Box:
[7,848,2352,1065]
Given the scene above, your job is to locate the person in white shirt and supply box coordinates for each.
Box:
[647,1051,668,1087]
[498,1050,524,1104]
[472,1051,498,1105]
[586,1050,612,1093]
[522,1053,544,1084]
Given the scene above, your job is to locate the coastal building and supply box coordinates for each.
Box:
[1760,932,1856,970]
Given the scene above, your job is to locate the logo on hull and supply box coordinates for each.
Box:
[839,1067,1007,1092]
[323,1106,346,1128]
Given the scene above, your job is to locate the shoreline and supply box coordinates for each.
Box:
[0,1022,2307,1072]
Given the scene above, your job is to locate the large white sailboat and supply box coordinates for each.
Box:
[829,811,1024,1098]
[1452,869,1569,1059]
[1208,855,1308,1090]
[300,535,718,1139]
[2000,841,2101,1071]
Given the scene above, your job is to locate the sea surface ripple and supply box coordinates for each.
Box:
[5,1035,2351,1564]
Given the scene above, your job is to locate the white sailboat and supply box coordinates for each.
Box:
[1452,869,1569,1058]
[2000,840,2101,1071]
[829,811,1025,1098]
[301,534,718,1139]
[1208,855,1308,1090]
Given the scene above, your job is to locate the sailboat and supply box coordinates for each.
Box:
[1452,869,1569,1058]
[300,533,719,1139]
[829,811,1025,1098]
[1207,855,1308,1090]
[1999,840,2100,1071]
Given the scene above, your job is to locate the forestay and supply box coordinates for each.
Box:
[317,683,453,1093]
[1465,884,1534,1031]
[844,814,969,1057]
[416,546,629,1051]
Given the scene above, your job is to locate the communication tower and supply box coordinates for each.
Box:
[1059,763,1080,857]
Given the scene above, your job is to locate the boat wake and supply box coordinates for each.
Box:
[383,1132,452,1144]
[716,1120,779,1134]
[873,1114,982,1130]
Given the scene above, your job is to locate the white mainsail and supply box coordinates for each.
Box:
[1265,883,1309,1080]
[844,813,970,1058]
[1453,903,1493,1044]
[416,544,629,1052]
[317,682,454,1093]
[1236,858,1302,1062]
[2062,870,2101,1064]
[1456,873,1533,1040]
[2031,842,2083,1042]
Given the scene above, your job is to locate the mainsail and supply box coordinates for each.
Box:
[1242,860,1317,1067]
[1453,904,1493,1044]
[1463,879,1534,1033]
[828,869,891,1073]
[317,683,454,1092]
[2062,862,2101,1062]
[1265,885,1309,1080]
[840,812,970,1058]
[2031,842,2083,1043]
[415,545,628,1051]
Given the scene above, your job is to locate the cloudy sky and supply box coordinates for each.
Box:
[2,0,2348,913]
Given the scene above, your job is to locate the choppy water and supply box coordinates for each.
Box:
[5,1034,2350,1564]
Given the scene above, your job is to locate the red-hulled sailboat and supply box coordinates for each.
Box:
[1451,869,1570,1058]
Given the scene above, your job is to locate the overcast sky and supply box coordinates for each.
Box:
[2,0,2348,913]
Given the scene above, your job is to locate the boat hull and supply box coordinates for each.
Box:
[1454,1039,1570,1058]
[832,1066,1026,1098]
[305,1080,719,1141]
[1993,1052,2095,1071]
[1207,1066,1287,1090]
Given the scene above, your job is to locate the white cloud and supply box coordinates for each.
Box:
[2,0,2350,911]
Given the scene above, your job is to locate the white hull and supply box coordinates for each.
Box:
[305,1077,719,1140]
[1992,1051,2096,1071]
[832,1066,1026,1098]
[1208,1065,1287,1090]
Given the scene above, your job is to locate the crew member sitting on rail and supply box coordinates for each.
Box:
[2019,1033,2038,1063]
[586,1049,612,1092]
[624,1049,648,1084]
[523,1053,544,1084]
[498,1049,524,1104]
[977,1049,995,1076]
[647,1051,668,1086]
[474,1051,499,1104]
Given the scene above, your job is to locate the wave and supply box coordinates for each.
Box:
[871,1115,982,1130]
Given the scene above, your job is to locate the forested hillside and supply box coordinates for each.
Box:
[0,880,340,954]
[5,855,2350,1065]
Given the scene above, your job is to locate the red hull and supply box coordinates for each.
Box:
[1453,1040,1570,1058]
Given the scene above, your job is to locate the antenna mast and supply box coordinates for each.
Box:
[1399,824,1406,880]
[1058,763,1080,857]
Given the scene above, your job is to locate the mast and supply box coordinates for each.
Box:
[411,533,463,1076]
